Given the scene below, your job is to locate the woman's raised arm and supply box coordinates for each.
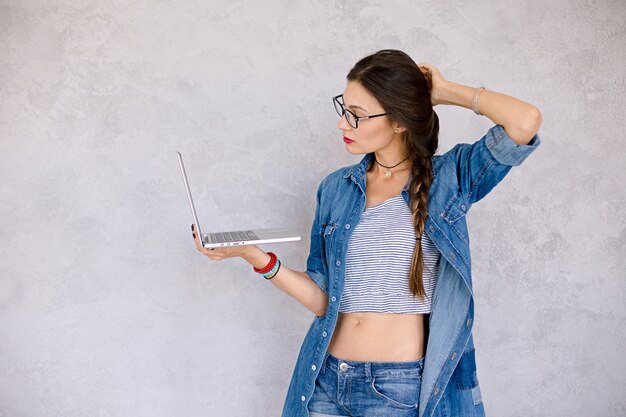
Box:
[417,61,542,144]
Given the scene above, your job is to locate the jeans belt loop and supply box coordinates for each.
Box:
[321,352,329,375]
[365,362,372,383]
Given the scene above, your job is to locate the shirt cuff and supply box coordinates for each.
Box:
[485,124,541,166]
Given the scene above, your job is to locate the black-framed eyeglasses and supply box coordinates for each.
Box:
[333,94,389,129]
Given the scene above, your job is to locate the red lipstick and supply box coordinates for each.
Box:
[343,136,354,144]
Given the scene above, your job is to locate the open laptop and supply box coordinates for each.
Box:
[177,151,301,248]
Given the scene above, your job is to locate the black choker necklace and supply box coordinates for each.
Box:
[375,157,409,178]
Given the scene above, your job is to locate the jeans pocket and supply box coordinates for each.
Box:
[369,376,420,409]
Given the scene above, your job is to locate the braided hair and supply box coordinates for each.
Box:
[347,49,439,300]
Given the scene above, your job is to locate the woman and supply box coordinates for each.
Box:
[192,49,542,417]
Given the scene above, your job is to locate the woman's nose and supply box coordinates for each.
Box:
[337,115,352,131]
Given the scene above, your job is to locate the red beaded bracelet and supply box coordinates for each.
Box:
[253,252,277,274]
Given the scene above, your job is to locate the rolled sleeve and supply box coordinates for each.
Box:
[447,124,542,205]
[485,124,541,166]
[307,269,328,294]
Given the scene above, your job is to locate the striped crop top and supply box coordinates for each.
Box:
[339,194,441,314]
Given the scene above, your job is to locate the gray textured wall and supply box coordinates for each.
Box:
[1,0,624,416]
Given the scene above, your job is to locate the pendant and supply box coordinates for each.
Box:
[385,169,392,178]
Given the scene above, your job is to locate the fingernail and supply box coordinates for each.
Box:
[192,233,196,238]
[191,224,194,231]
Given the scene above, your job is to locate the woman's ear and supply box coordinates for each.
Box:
[392,122,407,134]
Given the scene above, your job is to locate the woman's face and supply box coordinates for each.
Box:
[337,80,401,155]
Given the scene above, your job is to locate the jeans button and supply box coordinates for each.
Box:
[339,362,349,372]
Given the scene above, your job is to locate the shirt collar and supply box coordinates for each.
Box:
[343,152,373,182]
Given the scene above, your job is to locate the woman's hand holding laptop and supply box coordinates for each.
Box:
[191,224,255,260]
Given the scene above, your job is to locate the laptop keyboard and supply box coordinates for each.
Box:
[210,230,259,243]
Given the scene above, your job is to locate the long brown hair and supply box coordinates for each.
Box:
[347,49,439,300]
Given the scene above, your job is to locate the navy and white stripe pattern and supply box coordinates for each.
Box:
[339,195,440,314]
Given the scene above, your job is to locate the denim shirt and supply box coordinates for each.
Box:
[281,124,541,417]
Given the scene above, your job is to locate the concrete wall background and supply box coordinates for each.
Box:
[1,0,624,416]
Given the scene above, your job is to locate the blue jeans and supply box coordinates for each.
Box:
[307,352,424,417]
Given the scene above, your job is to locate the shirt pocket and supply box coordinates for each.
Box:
[320,221,339,266]
[441,188,471,248]
[441,188,470,224]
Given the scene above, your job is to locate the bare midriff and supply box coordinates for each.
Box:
[326,312,427,362]
[326,170,426,362]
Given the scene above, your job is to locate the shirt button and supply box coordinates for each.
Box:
[311,364,317,371]
[322,331,328,337]
[434,387,439,396]
[429,225,435,232]
[449,251,456,260]
[466,318,471,327]
[336,260,341,266]
[345,224,350,229]
[331,296,336,302]
[451,352,456,360]
[301,395,306,401]
[460,204,466,211]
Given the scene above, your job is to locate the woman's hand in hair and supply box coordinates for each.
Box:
[417,62,447,106]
